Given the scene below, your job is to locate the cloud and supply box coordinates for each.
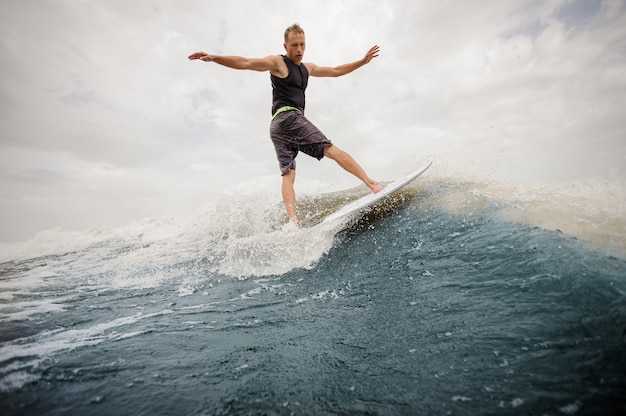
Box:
[1,0,625,242]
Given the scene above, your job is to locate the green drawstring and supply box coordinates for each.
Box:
[271,106,302,120]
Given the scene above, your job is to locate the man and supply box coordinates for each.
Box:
[189,23,383,226]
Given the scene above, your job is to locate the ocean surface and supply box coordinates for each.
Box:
[1,172,625,415]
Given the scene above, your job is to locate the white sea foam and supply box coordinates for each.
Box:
[0,297,69,322]
[1,171,623,293]
[0,310,172,391]
[0,311,171,362]
[0,189,347,326]
[217,222,338,278]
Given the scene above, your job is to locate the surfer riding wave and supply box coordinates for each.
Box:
[189,23,384,226]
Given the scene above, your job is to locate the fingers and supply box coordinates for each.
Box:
[188,52,204,60]
[364,45,380,63]
[188,52,208,60]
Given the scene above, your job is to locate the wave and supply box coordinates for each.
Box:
[0,172,623,282]
[423,174,625,256]
[1,171,624,405]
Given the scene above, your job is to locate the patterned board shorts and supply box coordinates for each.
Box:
[269,111,332,175]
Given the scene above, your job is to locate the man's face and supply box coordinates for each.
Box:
[284,32,306,65]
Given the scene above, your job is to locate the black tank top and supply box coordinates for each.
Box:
[270,55,308,115]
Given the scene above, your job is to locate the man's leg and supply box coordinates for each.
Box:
[282,169,299,225]
[324,145,384,193]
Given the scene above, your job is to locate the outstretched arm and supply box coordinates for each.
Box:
[188,52,283,74]
[306,45,380,77]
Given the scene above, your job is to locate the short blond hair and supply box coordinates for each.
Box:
[284,23,304,42]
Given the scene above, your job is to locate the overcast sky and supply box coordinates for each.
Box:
[1,0,625,242]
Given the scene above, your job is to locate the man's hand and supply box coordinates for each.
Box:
[362,45,380,65]
[188,52,213,61]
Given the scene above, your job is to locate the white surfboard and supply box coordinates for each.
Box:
[312,161,432,227]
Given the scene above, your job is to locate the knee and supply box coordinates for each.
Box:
[283,169,296,183]
[324,144,340,160]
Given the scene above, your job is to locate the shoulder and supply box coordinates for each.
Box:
[303,62,318,75]
[270,55,289,78]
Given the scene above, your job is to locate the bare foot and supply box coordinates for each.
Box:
[282,217,301,231]
[370,182,386,194]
